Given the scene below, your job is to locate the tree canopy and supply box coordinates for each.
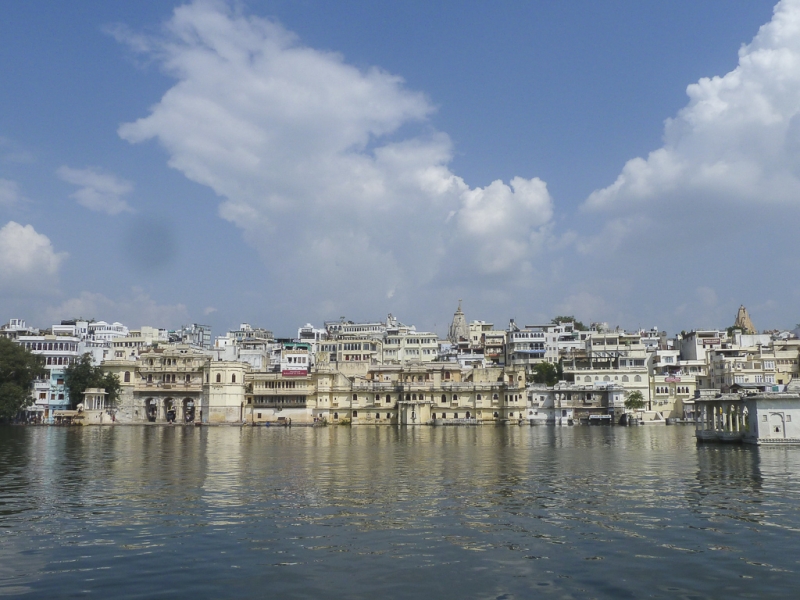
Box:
[624,390,646,411]
[64,354,121,409]
[531,362,558,386]
[551,316,588,331]
[0,337,44,419]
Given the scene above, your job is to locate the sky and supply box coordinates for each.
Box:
[1,0,797,338]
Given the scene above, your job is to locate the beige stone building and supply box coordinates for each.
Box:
[103,345,248,424]
[244,362,527,426]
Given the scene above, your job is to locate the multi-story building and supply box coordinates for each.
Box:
[173,323,212,350]
[110,326,168,360]
[88,321,129,343]
[562,330,651,404]
[706,342,800,393]
[0,318,38,340]
[528,382,626,425]
[243,362,527,426]
[105,344,248,424]
[649,347,700,419]
[16,332,81,421]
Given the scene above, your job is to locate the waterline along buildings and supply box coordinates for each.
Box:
[3,305,799,427]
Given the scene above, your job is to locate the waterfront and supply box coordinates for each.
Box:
[2,426,800,598]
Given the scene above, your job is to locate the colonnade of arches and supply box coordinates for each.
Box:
[143,397,198,423]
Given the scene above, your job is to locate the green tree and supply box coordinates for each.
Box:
[0,337,44,419]
[531,362,558,386]
[624,390,646,411]
[64,354,121,409]
[551,316,588,331]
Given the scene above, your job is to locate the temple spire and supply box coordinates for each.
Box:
[448,300,468,343]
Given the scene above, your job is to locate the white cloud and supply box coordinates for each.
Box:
[0,221,66,293]
[569,0,800,332]
[0,179,25,208]
[57,166,134,215]
[585,0,800,214]
[43,289,190,329]
[116,0,553,319]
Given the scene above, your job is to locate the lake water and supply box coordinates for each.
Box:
[2,424,800,599]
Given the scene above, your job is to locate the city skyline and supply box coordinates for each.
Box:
[1,0,797,338]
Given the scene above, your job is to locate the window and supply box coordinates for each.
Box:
[124,371,131,383]
[216,373,221,383]
[352,411,358,417]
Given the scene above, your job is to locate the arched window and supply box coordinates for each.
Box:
[124,371,130,383]
[441,394,447,403]
[603,375,610,382]
[412,394,417,401]
[622,375,629,382]
[584,376,591,382]
[634,375,642,382]
[477,394,482,401]
[216,373,221,383]
[493,412,499,418]
[493,394,499,400]
[441,413,446,418]
[452,394,458,401]
[232,374,236,383]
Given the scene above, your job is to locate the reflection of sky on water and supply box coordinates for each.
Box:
[2,425,800,598]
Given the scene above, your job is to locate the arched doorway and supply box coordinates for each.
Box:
[145,398,157,422]
[183,398,195,423]
[164,398,176,423]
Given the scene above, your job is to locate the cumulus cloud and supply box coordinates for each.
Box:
[586,0,800,214]
[116,0,553,320]
[44,289,190,329]
[0,221,67,293]
[571,0,800,332]
[57,166,134,215]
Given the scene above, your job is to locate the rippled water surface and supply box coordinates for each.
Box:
[2,425,800,598]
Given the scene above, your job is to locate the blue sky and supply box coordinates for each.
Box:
[1,0,795,337]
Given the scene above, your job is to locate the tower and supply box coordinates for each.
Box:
[448,300,468,343]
